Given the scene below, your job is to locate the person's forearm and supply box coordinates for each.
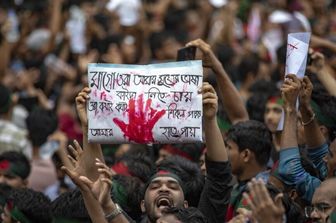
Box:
[204,117,228,161]
[46,0,62,53]
[214,63,249,124]
[56,143,73,169]
[321,39,336,53]
[103,201,130,223]
[300,105,325,148]
[316,68,336,96]
[0,40,10,82]
[82,192,108,223]
[82,126,105,180]
[280,108,298,149]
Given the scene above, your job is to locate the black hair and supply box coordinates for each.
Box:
[157,155,204,207]
[118,151,155,183]
[237,53,260,83]
[226,120,272,166]
[311,81,336,142]
[0,151,31,179]
[249,79,279,95]
[247,80,279,123]
[149,31,176,59]
[8,188,52,223]
[163,143,204,163]
[265,184,305,223]
[161,207,208,223]
[276,44,287,66]
[26,107,58,147]
[246,93,268,122]
[111,175,144,221]
[51,189,91,223]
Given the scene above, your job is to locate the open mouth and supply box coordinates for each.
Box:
[155,196,173,210]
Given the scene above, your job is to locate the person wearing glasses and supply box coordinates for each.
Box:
[305,178,336,223]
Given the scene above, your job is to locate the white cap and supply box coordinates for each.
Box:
[209,0,228,8]
[269,10,292,24]
[26,29,50,51]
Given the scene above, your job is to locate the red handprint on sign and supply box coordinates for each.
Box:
[113,94,166,143]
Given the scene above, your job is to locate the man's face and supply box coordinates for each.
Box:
[264,102,282,132]
[141,176,187,222]
[156,214,181,223]
[0,170,25,188]
[226,140,243,176]
[310,187,336,223]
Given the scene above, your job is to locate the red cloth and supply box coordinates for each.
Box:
[58,113,83,142]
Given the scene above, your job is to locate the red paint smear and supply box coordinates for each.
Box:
[113,94,166,143]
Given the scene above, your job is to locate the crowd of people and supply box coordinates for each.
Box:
[0,0,336,222]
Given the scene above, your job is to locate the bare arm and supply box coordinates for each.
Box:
[307,50,336,97]
[311,35,336,54]
[63,145,130,223]
[45,0,63,54]
[187,39,249,124]
[76,87,105,180]
[202,82,228,161]
[299,76,325,148]
[280,74,301,149]
[316,68,336,96]
[0,21,12,82]
[82,192,108,223]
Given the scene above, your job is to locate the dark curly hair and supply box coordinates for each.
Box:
[8,188,52,223]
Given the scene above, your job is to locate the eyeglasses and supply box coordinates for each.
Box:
[304,204,332,218]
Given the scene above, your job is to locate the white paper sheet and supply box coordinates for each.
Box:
[87,61,203,144]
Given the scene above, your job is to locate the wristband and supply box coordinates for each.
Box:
[105,203,122,221]
[301,113,316,126]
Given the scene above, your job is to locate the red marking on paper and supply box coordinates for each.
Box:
[113,94,166,143]
[286,42,299,58]
[100,91,107,101]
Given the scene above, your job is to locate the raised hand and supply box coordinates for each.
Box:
[299,76,313,108]
[307,49,325,74]
[186,39,222,72]
[280,74,301,110]
[76,87,91,127]
[113,94,166,143]
[61,140,88,190]
[78,158,113,209]
[62,142,113,207]
[243,179,285,223]
[201,82,218,120]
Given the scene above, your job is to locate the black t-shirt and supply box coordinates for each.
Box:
[198,157,233,223]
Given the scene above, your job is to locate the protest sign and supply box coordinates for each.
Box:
[277,32,311,131]
[87,61,203,144]
[285,32,311,78]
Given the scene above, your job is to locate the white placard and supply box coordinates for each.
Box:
[87,61,203,144]
[277,32,311,131]
[285,32,311,77]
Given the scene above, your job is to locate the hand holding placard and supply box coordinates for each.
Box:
[277,32,311,131]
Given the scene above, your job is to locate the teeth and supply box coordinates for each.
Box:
[157,198,171,207]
